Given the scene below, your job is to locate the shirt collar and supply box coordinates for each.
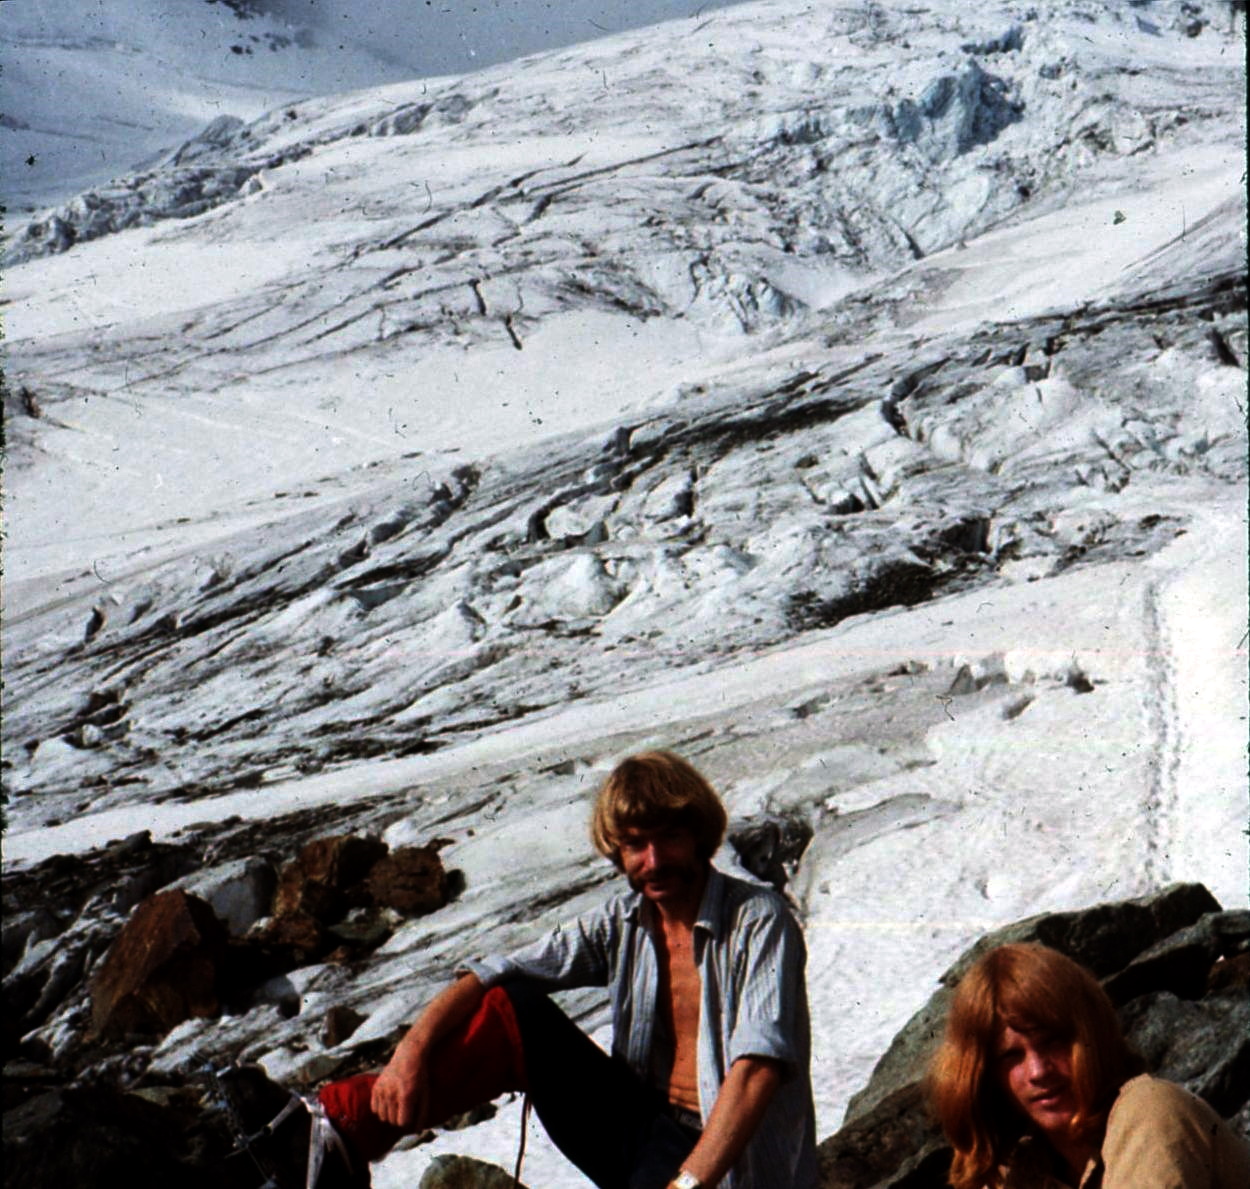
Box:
[694,864,726,937]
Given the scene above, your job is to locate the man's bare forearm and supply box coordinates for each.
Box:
[672,1056,783,1188]
[371,972,486,1128]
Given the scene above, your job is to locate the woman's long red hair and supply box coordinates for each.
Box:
[927,943,1137,1189]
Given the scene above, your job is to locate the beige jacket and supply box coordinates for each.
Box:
[997,1075,1250,1189]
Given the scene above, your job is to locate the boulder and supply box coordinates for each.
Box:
[944,882,1222,986]
[89,890,227,1039]
[298,834,389,890]
[729,816,813,893]
[1120,990,1250,1117]
[1102,909,1250,1003]
[419,1154,529,1189]
[366,845,449,916]
[2,908,62,977]
[817,1082,947,1189]
[169,857,278,937]
[272,834,388,922]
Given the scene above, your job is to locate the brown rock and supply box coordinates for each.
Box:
[1209,950,1250,993]
[299,834,388,890]
[272,863,340,922]
[89,890,227,1039]
[249,913,330,964]
[366,845,448,916]
[272,835,388,921]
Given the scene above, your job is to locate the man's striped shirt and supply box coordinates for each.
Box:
[464,865,818,1188]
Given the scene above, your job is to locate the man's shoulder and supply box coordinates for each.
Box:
[1111,1073,1219,1128]
[713,867,800,928]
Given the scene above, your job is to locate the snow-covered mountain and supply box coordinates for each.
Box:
[0,0,419,213]
[2,2,1246,1185]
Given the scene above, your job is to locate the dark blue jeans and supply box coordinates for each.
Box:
[502,980,700,1189]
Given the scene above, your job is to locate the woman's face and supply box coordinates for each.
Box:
[994,1024,1078,1141]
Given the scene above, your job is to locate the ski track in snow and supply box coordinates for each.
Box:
[1142,580,1175,891]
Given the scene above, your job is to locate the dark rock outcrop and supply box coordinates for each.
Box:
[730,816,814,893]
[1120,990,1250,1117]
[2,1082,239,1189]
[1103,908,1250,1003]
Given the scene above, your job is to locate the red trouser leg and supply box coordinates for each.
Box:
[317,986,528,1163]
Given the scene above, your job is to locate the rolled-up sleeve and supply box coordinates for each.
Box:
[460,906,614,992]
[726,906,807,1076]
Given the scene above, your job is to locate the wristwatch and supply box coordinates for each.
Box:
[673,1172,701,1189]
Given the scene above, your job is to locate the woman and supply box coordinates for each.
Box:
[927,942,1250,1188]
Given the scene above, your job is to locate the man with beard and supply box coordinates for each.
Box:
[224,750,816,1189]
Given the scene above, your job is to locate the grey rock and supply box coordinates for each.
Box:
[729,816,814,892]
[961,26,1025,55]
[2,908,62,978]
[943,882,1222,986]
[1120,990,1250,1117]
[419,1153,529,1189]
[818,1082,948,1189]
[1103,909,1250,1004]
[168,857,278,937]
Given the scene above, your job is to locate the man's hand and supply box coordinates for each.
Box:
[371,1042,430,1129]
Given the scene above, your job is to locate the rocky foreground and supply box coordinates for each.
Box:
[4,825,1246,1187]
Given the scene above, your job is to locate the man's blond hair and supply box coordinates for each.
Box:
[590,750,727,868]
